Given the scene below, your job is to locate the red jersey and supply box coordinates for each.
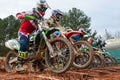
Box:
[16,11,37,35]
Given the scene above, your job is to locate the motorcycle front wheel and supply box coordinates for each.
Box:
[45,37,73,73]
[72,41,93,69]
[89,53,105,68]
[104,56,115,67]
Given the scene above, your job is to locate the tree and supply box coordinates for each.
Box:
[0,15,20,56]
[104,29,113,40]
[4,15,20,39]
[60,8,96,37]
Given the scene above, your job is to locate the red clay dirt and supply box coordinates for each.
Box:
[0,58,120,80]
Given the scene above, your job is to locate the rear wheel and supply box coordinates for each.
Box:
[72,41,93,69]
[5,50,32,73]
[5,50,17,72]
[45,37,73,73]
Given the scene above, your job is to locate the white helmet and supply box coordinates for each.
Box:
[78,28,86,34]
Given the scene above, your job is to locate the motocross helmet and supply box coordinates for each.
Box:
[52,9,63,21]
[36,0,48,16]
[40,0,46,4]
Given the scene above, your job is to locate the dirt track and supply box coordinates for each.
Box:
[0,58,120,80]
[1,66,120,80]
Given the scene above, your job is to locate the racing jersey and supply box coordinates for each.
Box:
[16,6,47,36]
[16,11,37,36]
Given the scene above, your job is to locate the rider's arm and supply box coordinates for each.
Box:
[23,15,35,20]
[16,11,35,20]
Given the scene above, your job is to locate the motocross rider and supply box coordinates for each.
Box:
[47,9,63,27]
[34,9,64,54]
[16,0,49,71]
[46,9,66,37]
[87,37,99,51]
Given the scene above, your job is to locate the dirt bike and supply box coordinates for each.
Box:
[88,47,105,69]
[90,38,117,67]
[4,11,73,74]
[53,30,94,69]
[98,51,117,67]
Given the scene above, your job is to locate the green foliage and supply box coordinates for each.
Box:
[0,15,20,56]
[3,15,20,40]
[0,45,9,56]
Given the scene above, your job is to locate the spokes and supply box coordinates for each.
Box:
[105,57,113,67]
[74,44,91,65]
[5,51,17,72]
[47,39,71,71]
[73,41,93,69]
[51,56,67,70]
[92,56,101,68]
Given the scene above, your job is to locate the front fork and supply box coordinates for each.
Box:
[70,37,83,56]
[41,31,55,57]
[38,23,54,58]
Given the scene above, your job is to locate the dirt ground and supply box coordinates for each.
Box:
[0,58,120,80]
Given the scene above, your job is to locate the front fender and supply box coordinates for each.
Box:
[5,39,20,51]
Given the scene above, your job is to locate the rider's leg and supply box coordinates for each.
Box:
[16,32,29,71]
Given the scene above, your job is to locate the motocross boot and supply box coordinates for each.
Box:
[16,51,27,72]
